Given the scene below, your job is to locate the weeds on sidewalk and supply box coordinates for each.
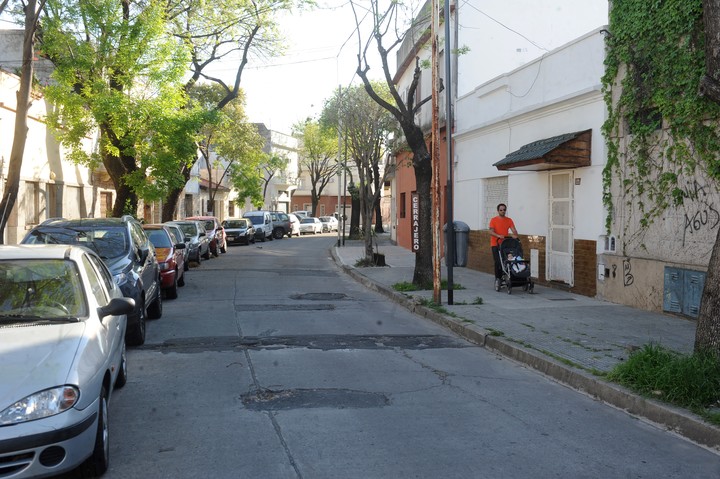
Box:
[392,280,465,291]
[607,344,720,425]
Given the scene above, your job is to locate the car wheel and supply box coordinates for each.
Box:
[125,302,146,346]
[202,247,211,260]
[178,270,185,287]
[115,343,128,389]
[184,257,190,271]
[273,228,284,240]
[148,290,163,319]
[80,386,110,477]
[166,274,178,299]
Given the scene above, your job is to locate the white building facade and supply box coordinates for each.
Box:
[453,29,608,296]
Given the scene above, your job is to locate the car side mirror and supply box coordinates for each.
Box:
[98,297,135,319]
[175,242,186,249]
[200,231,206,237]
[138,248,149,263]
[185,235,191,242]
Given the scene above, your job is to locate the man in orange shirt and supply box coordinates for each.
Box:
[489,203,518,290]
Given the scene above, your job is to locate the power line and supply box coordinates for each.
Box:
[460,1,549,52]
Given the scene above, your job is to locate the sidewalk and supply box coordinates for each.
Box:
[331,235,720,453]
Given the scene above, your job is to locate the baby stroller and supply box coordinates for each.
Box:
[496,237,534,294]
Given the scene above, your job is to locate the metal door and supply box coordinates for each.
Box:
[548,172,574,285]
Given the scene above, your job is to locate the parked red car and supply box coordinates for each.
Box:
[143,224,186,299]
[186,216,226,257]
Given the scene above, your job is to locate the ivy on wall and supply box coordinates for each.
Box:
[601,0,720,233]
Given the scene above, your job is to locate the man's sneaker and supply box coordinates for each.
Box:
[494,278,500,291]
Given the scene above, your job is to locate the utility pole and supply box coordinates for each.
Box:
[444,0,455,305]
[431,0,442,303]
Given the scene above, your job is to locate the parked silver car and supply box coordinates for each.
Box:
[167,220,210,263]
[0,244,135,478]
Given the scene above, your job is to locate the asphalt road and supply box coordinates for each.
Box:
[100,233,720,479]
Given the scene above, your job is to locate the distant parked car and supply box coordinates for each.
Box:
[222,218,256,245]
[299,217,323,235]
[22,215,163,346]
[186,216,226,257]
[0,244,135,478]
[244,211,273,242]
[293,210,310,219]
[164,222,190,271]
[288,213,301,237]
[143,224,186,299]
[167,220,210,263]
[270,211,293,239]
[319,216,339,232]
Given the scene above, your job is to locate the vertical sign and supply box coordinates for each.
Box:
[411,192,420,252]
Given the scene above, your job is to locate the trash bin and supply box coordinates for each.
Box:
[443,221,470,267]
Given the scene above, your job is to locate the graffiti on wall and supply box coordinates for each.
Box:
[623,258,634,287]
[680,180,720,246]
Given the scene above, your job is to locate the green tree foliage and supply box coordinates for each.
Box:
[189,84,265,211]
[323,82,397,257]
[39,0,197,215]
[602,0,720,231]
[294,119,339,216]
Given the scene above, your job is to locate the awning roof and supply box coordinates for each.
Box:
[493,129,592,171]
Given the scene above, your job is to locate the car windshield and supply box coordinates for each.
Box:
[225,220,247,228]
[247,216,264,226]
[202,220,215,231]
[0,259,87,319]
[146,229,172,248]
[175,223,197,236]
[24,226,128,260]
[301,218,314,224]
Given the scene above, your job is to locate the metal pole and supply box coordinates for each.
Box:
[445,0,454,305]
[337,85,342,247]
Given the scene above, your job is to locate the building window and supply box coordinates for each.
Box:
[25,182,40,225]
[400,192,406,219]
[229,202,235,217]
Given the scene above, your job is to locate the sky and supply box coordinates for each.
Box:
[0,1,609,135]
[232,0,609,135]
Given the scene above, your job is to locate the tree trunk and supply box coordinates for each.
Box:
[373,162,384,233]
[696,0,720,353]
[0,3,35,243]
[695,225,720,354]
[402,121,433,286]
[163,187,183,221]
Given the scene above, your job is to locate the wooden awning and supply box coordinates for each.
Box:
[494,129,592,171]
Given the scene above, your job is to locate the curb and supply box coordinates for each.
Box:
[332,247,720,453]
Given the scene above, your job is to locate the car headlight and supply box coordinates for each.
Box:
[0,386,79,425]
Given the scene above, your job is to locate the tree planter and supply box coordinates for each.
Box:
[373,253,386,266]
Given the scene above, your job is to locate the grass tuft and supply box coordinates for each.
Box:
[607,344,720,411]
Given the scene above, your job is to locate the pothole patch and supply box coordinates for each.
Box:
[290,293,349,301]
[241,388,390,410]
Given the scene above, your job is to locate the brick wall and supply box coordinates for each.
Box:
[465,229,597,297]
[573,239,597,297]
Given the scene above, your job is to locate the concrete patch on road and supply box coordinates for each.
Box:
[241,388,390,411]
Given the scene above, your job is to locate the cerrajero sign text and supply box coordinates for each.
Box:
[411,192,420,252]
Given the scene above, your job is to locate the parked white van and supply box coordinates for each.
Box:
[243,211,273,242]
